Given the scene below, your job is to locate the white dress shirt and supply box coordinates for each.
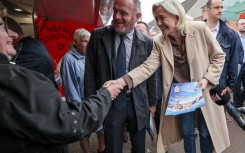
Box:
[210,21,220,38]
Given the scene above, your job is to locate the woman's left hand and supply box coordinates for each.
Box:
[197,78,209,91]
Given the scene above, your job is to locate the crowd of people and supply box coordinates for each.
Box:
[0,1,122,153]
[0,0,245,153]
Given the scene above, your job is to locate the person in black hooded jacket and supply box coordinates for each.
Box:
[0,58,121,153]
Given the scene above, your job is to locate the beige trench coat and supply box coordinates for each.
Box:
[127,21,230,153]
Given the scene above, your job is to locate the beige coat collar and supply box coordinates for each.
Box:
[159,23,197,70]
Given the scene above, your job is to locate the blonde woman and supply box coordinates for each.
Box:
[105,0,230,152]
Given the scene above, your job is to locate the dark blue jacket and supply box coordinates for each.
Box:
[236,32,244,65]
[216,20,240,90]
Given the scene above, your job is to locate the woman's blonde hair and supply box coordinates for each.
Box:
[152,0,191,35]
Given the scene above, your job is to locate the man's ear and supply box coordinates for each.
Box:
[136,13,142,20]
[205,7,210,14]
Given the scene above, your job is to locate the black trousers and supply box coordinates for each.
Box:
[154,99,162,134]
[234,64,245,107]
[104,95,146,153]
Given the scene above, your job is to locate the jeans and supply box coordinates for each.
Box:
[181,109,213,153]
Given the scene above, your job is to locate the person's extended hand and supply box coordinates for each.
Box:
[103,78,127,88]
[149,105,156,118]
[197,78,209,91]
[103,80,118,88]
[105,84,123,100]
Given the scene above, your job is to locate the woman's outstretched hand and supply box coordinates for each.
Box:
[103,78,127,88]
[103,80,119,88]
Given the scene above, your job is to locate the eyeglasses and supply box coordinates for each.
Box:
[0,21,8,34]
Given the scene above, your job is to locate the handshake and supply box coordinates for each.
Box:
[103,78,127,100]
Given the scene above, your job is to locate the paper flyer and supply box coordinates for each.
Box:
[165,82,205,116]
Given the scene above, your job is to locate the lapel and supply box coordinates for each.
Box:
[160,35,174,69]
[216,30,223,42]
[129,29,145,70]
[216,20,225,43]
[101,26,116,74]
[160,23,197,70]
[184,23,197,66]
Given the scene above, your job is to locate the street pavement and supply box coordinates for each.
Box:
[69,113,245,153]
[168,113,245,153]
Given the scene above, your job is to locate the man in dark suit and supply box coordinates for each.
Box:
[84,0,157,152]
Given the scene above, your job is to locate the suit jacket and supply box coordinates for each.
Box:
[85,25,157,130]
[0,62,112,153]
[126,21,229,153]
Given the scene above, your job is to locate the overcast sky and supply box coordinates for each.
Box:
[141,0,186,23]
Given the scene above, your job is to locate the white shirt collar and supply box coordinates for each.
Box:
[116,28,134,41]
[210,21,220,38]
[211,21,220,32]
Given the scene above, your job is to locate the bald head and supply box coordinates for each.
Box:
[237,18,245,35]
